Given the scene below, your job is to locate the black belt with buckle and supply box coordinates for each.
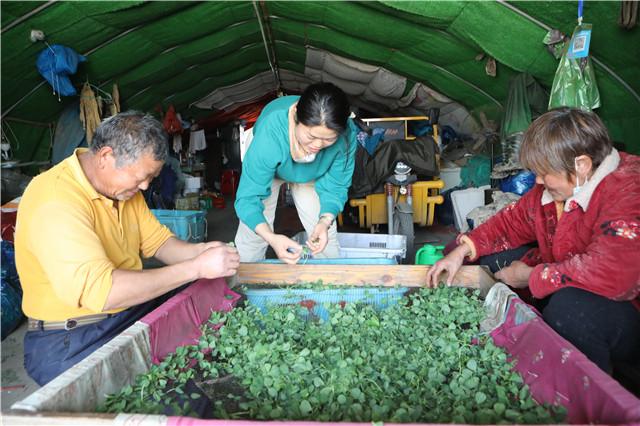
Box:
[28,313,113,331]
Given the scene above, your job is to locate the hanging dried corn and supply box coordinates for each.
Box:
[79,82,101,144]
[112,83,121,114]
[96,95,103,117]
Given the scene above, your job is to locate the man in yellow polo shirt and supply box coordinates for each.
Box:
[15,111,239,385]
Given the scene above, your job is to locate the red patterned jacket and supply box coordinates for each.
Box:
[464,149,640,309]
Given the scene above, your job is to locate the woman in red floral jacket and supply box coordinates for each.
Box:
[427,108,640,374]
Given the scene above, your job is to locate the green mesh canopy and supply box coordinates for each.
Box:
[2,1,639,162]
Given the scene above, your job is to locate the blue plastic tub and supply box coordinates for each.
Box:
[258,257,397,265]
[243,287,408,321]
[151,209,207,243]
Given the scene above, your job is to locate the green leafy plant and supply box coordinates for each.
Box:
[100,286,566,424]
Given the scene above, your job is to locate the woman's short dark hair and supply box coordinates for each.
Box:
[520,107,613,176]
[296,82,350,134]
[91,110,168,168]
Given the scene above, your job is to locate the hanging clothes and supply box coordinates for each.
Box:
[189,129,206,153]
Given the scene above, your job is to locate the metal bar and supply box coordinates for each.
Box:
[497,0,640,103]
[362,116,429,123]
[252,0,281,91]
[3,24,144,119]
[1,82,47,120]
[3,117,54,127]
[82,25,143,57]
[1,1,57,33]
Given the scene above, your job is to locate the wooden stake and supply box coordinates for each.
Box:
[237,264,496,296]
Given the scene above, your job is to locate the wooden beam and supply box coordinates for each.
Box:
[237,264,496,296]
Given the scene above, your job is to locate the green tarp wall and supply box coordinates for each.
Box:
[2,1,639,163]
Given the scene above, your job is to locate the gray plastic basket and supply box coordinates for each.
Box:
[293,232,406,260]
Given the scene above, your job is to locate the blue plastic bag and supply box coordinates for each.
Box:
[36,44,86,97]
[499,170,536,195]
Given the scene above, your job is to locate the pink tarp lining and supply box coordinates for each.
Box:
[140,278,241,364]
[168,421,447,426]
[490,299,640,424]
[143,280,639,425]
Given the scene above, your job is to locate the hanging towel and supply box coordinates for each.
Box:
[189,129,206,153]
[173,133,182,154]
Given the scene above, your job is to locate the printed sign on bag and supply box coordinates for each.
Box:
[567,28,591,59]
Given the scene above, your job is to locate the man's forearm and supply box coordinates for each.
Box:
[154,237,203,265]
[104,260,198,310]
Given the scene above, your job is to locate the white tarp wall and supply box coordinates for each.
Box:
[193,48,480,136]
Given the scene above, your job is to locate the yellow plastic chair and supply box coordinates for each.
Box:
[345,179,444,230]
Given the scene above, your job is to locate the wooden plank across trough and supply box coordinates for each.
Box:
[237,263,496,296]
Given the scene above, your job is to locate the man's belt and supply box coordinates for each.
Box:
[28,313,113,331]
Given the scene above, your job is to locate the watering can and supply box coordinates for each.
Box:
[415,244,445,265]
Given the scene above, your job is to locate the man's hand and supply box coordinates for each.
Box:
[495,260,532,288]
[306,222,329,255]
[425,244,469,287]
[194,244,240,278]
[195,240,225,255]
[268,234,303,264]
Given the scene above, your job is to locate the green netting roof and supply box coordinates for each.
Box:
[2,1,639,162]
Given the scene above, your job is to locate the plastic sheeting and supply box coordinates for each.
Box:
[194,48,478,137]
[141,278,240,364]
[305,48,407,108]
[12,278,640,424]
[491,298,640,424]
[11,321,153,413]
[11,278,240,413]
[51,101,87,165]
[192,71,279,111]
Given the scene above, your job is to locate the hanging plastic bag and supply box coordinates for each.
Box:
[36,44,86,97]
[548,23,600,111]
[499,73,548,168]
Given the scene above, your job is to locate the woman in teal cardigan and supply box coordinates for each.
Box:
[234,83,358,264]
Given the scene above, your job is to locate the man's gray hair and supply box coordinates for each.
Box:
[90,110,169,167]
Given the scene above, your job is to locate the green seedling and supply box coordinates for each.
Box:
[100,286,566,423]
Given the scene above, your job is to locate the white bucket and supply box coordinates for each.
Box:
[439,167,462,192]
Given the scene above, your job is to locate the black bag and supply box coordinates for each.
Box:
[349,135,438,199]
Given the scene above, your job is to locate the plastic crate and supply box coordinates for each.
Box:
[243,287,409,321]
[151,209,207,243]
[293,232,406,260]
[259,257,397,265]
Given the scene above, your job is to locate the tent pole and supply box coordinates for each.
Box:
[252,0,282,92]
[3,117,54,128]
[1,1,57,34]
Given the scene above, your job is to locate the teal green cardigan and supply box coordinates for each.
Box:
[234,96,358,231]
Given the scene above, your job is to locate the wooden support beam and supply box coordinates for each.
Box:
[237,264,496,296]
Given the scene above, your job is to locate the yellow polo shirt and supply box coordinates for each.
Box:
[15,149,174,321]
